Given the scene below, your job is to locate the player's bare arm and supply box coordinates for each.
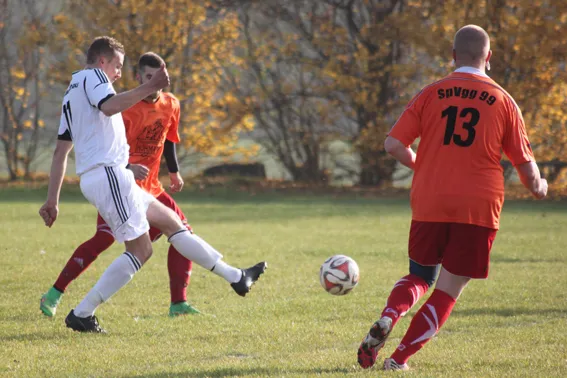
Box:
[169,172,184,193]
[128,164,150,180]
[516,161,548,199]
[100,64,170,117]
[384,136,417,170]
[39,139,73,227]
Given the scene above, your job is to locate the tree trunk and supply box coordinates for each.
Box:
[358,149,397,187]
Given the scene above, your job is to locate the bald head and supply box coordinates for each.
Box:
[453,25,491,69]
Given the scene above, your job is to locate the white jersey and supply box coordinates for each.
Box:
[58,68,129,176]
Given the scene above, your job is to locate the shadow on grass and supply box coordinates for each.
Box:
[0,331,74,342]
[453,307,567,318]
[127,366,352,378]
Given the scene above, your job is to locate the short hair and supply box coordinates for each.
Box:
[453,25,490,62]
[138,52,165,71]
[86,36,125,64]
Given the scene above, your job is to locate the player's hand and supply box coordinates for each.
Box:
[169,172,184,193]
[129,164,149,180]
[149,63,170,91]
[39,201,59,228]
[534,178,548,199]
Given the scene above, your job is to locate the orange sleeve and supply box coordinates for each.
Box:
[166,98,181,143]
[502,100,534,166]
[388,90,424,146]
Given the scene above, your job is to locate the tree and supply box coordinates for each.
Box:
[211,0,449,186]
[432,0,567,185]
[217,0,567,186]
[50,0,256,161]
[0,0,52,180]
[222,3,344,182]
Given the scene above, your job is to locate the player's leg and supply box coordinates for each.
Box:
[40,215,115,317]
[167,244,199,316]
[65,166,155,333]
[66,233,152,333]
[358,221,446,369]
[385,223,497,370]
[147,223,198,316]
[146,200,267,297]
[152,192,199,316]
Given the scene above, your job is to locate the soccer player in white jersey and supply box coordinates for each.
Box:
[39,36,267,333]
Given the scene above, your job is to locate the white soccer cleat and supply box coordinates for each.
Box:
[384,358,409,371]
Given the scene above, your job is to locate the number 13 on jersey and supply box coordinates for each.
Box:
[442,106,480,147]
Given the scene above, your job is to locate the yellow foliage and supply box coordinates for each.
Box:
[11,69,26,80]
[436,0,567,163]
[50,1,255,159]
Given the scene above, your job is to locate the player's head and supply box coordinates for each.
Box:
[137,52,166,101]
[452,25,492,71]
[86,36,125,83]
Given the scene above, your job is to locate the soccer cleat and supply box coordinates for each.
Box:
[169,301,201,317]
[384,358,410,371]
[357,316,393,369]
[231,262,268,297]
[65,310,106,333]
[40,287,63,317]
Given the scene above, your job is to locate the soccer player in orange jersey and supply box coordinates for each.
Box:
[40,52,199,317]
[357,25,548,371]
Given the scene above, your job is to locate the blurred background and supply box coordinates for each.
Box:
[1,0,566,189]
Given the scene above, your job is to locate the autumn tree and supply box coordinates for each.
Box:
[213,0,449,185]
[49,0,256,162]
[220,3,349,182]
[217,0,567,186]
[0,0,53,180]
[427,1,567,184]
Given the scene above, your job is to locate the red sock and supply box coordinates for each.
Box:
[390,289,457,364]
[168,245,192,303]
[53,231,115,292]
[380,274,430,327]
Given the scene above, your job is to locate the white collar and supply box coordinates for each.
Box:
[454,66,489,77]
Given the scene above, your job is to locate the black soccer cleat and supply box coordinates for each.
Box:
[65,309,106,333]
[231,262,268,297]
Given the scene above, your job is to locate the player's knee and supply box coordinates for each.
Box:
[163,215,186,238]
[148,203,184,238]
[126,236,153,264]
[409,260,439,287]
[136,243,153,264]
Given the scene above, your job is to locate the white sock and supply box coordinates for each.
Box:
[211,260,242,283]
[168,230,223,270]
[168,230,241,283]
[74,252,141,318]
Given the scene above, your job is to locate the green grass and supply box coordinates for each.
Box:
[1,187,566,377]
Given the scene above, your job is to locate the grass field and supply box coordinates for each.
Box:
[1,187,566,377]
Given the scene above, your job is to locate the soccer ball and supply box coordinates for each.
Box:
[319,255,360,295]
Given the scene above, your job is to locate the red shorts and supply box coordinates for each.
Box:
[97,191,192,242]
[408,221,498,279]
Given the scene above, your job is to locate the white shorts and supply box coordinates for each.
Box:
[80,165,155,243]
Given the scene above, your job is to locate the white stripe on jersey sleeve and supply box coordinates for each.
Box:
[85,69,116,110]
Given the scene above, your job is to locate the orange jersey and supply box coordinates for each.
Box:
[389,70,534,229]
[122,92,181,197]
